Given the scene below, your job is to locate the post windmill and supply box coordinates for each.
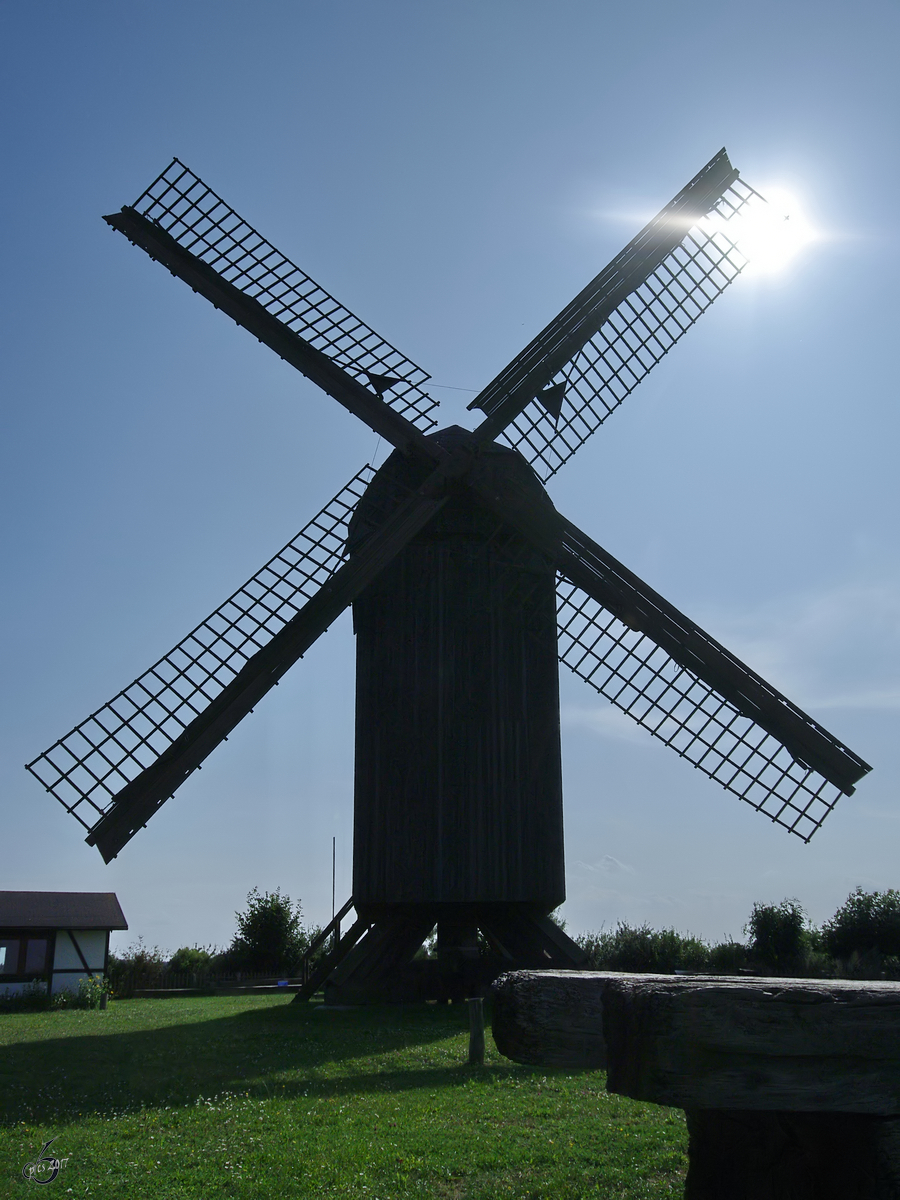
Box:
[28,150,871,1004]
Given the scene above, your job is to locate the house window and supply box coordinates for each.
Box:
[0,939,21,974]
[0,936,51,977]
[25,939,49,974]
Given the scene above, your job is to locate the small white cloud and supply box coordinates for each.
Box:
[575,854,635,876]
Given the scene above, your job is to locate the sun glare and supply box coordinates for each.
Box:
[716,187,817,275]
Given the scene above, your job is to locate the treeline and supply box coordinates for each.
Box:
[574,888,900,979]
[108,887,327,993]
[66,885,900,1001]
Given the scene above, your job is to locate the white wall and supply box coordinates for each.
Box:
[51,929,107,994]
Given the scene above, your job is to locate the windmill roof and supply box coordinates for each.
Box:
[0,891,127,930]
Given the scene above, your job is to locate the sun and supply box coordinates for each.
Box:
[707,186,817,275]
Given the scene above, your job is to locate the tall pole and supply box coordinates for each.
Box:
[332,836,336,924]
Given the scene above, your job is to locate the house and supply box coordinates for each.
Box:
[0,892,127,995]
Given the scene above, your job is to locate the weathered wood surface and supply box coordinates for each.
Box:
[683,1109,900,1200]
[491,970,900,1114]
[604,974,900,1114]
[491,969,608,1068]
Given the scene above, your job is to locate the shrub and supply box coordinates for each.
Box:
[168,945,216,976]
[577,922,710,974]
[0,980,50,1012]
[744,899,809,972]
[708,940,749,974]
[822,888,900,960]
[414,928,437,960]
[51,976,108,1010]
[227,887,309,975]
[107,937,168,996]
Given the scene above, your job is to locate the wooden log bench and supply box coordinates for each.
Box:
[492,970,900,1199]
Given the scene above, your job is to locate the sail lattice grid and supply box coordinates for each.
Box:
[129,159,438,430]
[556,575,844,841]
[506,178,761,481]
[27,467,375,831]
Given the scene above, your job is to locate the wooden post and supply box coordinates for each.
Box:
[468,996,485,1065]
[331,836,337,953]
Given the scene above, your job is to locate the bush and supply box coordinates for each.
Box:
[1,977,109,1012]
[0,980,50,1012]
[227,887,310,975]
[51,976,108,1010]
[107,937,168,996]
[822,888,900,960]
[744,899,809,972]
[708,940,749,974]
[577,922,710,974]
[168,945,216,976]
[570,889,900,984]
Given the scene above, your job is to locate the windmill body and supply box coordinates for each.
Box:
[26,151,872,1004]
[350,426,564,911]
[339,425,574,1002]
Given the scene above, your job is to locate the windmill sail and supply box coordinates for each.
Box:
[470,150,759,480]
[464,461,871,839]
[26,467,375,843]
[556,576,852,842]
[109,158,439,433]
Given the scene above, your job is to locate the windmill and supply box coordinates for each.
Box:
[27,150,871,1004]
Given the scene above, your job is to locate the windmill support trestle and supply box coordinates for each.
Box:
[298,903,586,1006]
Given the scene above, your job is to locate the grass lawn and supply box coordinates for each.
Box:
[0,995,686,1197]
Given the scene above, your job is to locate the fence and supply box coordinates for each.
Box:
[109,900,356,997]
[109,969,313,997]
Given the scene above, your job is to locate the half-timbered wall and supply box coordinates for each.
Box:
[51,929,109,993]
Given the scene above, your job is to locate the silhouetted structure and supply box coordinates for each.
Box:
[28,150,870,1002]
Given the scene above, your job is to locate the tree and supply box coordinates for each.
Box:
[168,945,215,975]
[744,899,808,972]
[228,887,309,975]
[823,888,900,960]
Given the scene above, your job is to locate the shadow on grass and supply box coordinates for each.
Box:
[0,998,576,1124]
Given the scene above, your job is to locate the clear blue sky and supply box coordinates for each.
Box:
[2,1,898,955]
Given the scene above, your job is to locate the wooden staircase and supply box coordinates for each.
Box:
[292,897,370,1002]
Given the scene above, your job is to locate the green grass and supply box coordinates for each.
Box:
[0,996,686,1197]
